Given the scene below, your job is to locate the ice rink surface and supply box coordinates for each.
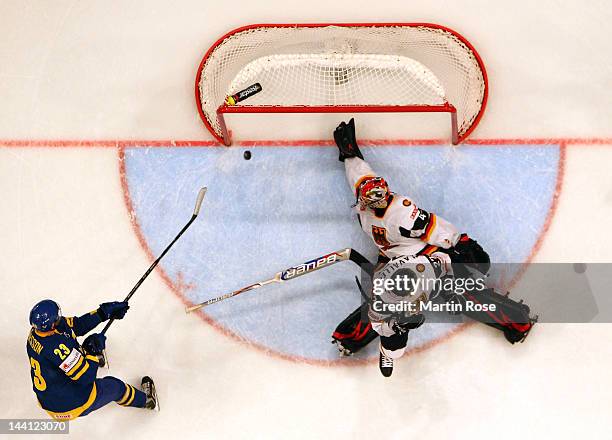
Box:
[124,144,559,361]
[2,1,612,439]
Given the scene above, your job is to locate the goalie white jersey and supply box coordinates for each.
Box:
[345,157,460,259]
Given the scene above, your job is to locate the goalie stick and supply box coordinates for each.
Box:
[185,248,362,312]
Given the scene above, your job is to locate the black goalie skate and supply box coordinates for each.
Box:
[141,376,159,411]
[379,350,394,377]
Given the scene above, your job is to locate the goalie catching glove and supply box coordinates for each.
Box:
[333,118,364,162]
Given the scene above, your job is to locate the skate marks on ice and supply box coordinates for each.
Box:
[121,144,561,361]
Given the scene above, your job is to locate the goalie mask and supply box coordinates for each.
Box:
[357,177,390,210]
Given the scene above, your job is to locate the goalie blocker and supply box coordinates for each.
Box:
[333,238,537,356]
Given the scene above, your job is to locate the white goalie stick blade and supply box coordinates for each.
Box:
[185,248,352,312]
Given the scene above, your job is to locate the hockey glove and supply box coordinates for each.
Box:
[391,314,425,334]
[333,118,364,162]
[98,301,129,321]
[83,333,106,355]
[448,234,491,278]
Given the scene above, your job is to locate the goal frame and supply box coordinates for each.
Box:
[195,23,488,146]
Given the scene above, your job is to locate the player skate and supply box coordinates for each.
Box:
[141,376,159,411]
[379,350,394,377]
[331,119,537,375]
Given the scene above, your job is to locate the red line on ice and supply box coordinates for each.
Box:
[0,137,610,148]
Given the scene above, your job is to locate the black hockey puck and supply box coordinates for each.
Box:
[573,263,587,274]
[243,150,252,160]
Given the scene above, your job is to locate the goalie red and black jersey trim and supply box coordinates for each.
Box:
[398,208,435,240]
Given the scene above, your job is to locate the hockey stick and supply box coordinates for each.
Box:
[185,248,352,313]
[102,187,207,334]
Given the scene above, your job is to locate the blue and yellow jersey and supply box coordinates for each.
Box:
[26,310,103,420]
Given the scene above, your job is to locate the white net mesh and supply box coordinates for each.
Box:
[229,54,447,106]
[198,24,486,142]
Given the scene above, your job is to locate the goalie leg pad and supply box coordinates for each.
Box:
[460,288,537,344]
[332,305,378,356]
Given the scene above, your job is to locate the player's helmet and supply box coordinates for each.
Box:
[29,299,61,332]
[357,177,390,210]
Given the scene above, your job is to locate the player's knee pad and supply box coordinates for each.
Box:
[96,376,127,400]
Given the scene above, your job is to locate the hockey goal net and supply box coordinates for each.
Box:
[196,23,488,145]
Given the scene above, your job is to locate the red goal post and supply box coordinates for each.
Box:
[195,23,488,146]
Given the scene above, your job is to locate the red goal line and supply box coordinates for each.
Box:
[0,137,610,148]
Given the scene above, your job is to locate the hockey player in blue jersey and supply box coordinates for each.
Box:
[27,299,158,420]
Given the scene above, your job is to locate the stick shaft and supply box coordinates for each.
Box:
[185,279,277,312]
[186,248,351,312]
[102,188,207,334]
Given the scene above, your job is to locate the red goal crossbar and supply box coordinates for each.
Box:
[216,103,459,146]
